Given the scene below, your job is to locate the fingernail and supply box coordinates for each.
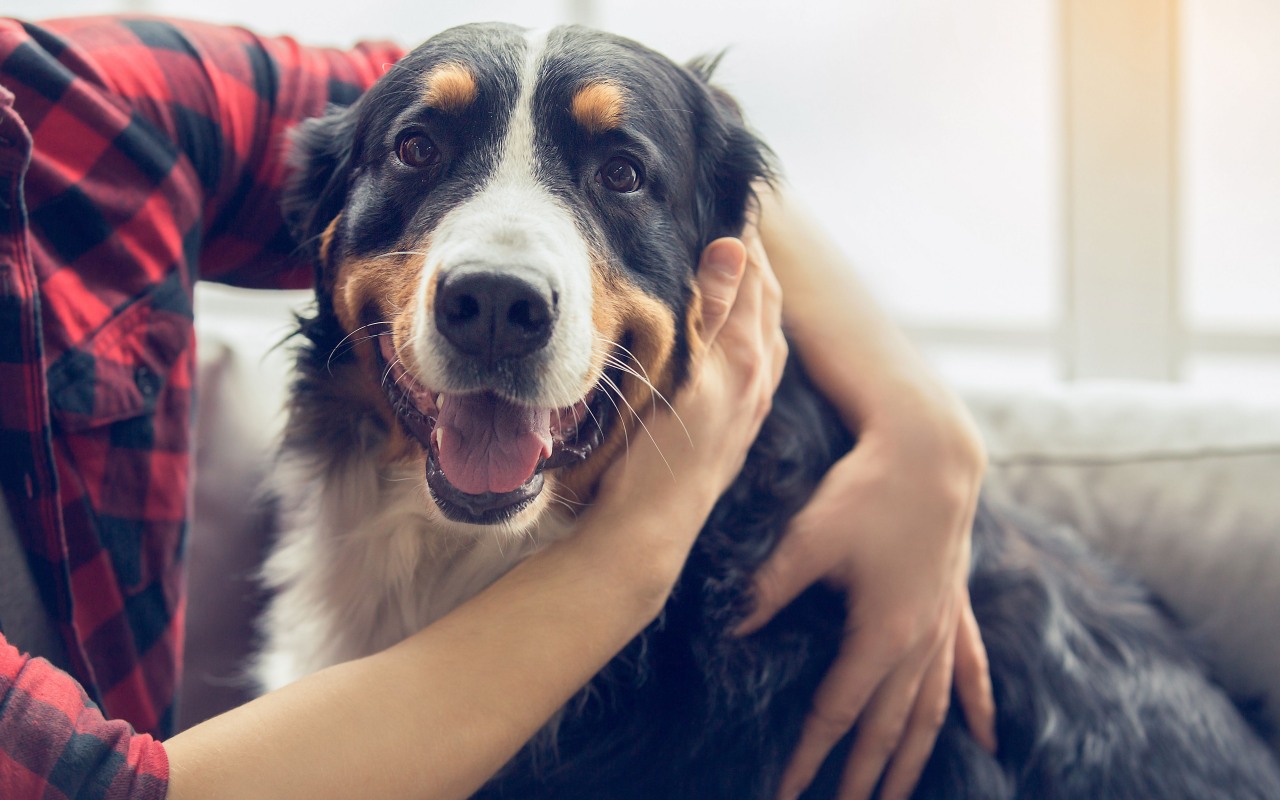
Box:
[704,239,744,278]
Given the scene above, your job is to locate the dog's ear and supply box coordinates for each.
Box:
[687,54,775,243]
[282,103,361,278]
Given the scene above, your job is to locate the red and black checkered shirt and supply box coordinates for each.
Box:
[1,638,168,799]
[0,13,404,784]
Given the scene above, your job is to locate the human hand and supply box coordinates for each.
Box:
[737,391,996,800]
[587,224,787,594]
[675,226,789,495]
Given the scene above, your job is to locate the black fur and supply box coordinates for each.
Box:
[475,364,1280,799]
[282,24,1280,799]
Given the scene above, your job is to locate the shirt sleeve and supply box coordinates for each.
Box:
[0,634,169,799]
[39,16,405,288]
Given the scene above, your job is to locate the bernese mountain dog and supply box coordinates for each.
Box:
[256,22,1280,799]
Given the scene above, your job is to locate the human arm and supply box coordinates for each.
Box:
[165,521,677,800]
[739,188,996,800]
[35,15,404,288]
[162,234,785,800]
[0,16,408,739]
[0,500,696,800]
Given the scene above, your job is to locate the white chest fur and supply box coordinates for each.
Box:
[254,453,576,693]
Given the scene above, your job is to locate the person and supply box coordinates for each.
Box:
[0,15,992,800]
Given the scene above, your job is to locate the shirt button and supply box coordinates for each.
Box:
[135,366,160,397]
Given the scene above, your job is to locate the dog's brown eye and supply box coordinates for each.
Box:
[398,133,440,169]
[599,156,642,193]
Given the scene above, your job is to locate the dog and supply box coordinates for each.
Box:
[256,22,1280,799]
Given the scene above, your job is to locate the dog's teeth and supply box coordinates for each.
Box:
[435,427,444,451]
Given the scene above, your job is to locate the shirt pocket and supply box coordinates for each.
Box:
[47,282,192,432]
[46,280,194,594]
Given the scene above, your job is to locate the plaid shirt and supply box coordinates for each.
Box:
[0,14,404,785]
[1,637,168,799]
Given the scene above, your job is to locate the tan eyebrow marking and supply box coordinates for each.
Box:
[571,81,626,134]
[422,63,478,113]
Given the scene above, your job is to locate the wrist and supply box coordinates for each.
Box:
[858,378,987,499]
[567,494,707,617]
[794,319,985,477]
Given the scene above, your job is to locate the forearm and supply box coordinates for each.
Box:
[165,513,676,800]
[166,220,775,800]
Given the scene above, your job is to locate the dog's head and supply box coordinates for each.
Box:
[286,23,770,530]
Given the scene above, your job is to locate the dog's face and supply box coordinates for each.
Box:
[286,24,768,531]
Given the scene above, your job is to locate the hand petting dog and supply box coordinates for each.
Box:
[741,399,994,800]
[587,226,787,601]
[742,189,996,800]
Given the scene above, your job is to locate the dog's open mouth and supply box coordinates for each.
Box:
[376,337,610,524]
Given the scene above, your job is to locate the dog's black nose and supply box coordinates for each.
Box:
[434,270,557,361]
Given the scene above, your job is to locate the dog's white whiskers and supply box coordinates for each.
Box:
[379,473,422,483]
[391,361,418,393]
[344,331,397,354]
[382,357,405,387]
[547,372,597,447]
[607,342,663,404]
[571,381,607,456]
[328,320,394,374]
[549,478,584,506]
[600,372,676,480]
[597,374,645,467]
[597,340,693,448]
[488,526,509,558]
[593,373,631,463]
[542,484,582,514]
[369,249,431,260]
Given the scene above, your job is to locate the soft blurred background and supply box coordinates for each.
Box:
[14,0,1279,391]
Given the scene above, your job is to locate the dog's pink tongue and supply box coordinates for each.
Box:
[436,393,552,495]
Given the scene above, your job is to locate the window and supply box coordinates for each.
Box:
[1181,0,1280,390]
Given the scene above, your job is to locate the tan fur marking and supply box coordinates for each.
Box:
[423,63,478,114]
[330,240,434,465]
[571,82,626,134]
[554,253,680,503]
